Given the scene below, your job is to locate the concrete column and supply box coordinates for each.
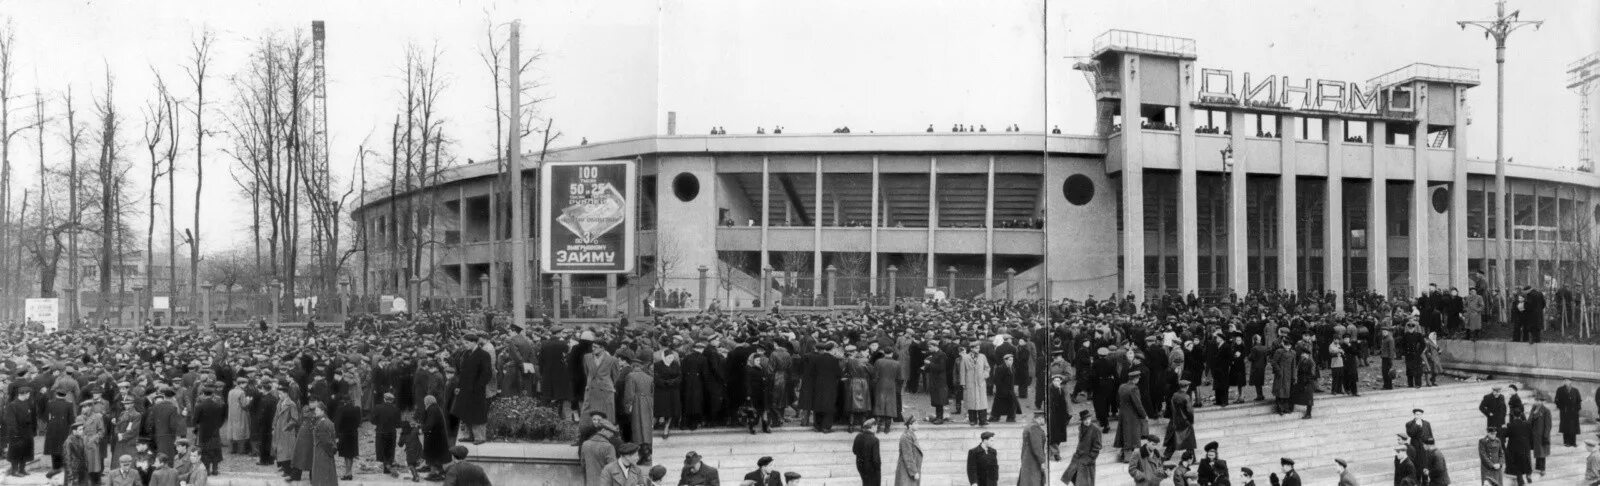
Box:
[697,265,709,310]
[927,157,939,288]
[1228,111,1249,294]
[1371,121,1390,294]
[946,266,957,297]
[1326,119,1346,312]
[1005,268,1017,300]
[479,274,490,309]
[1120,54,1146,296]
[761,266,772,307]
[826,265,837,306]
[760,157,771,274]
[813,156,824,299]
[1178,59,1200,294]
[551,275,562,319]
[606,274,618,313]
[869,156,880,295]
[887,265,899,303]
[984,156,996,299]
[1412,83,1431,293]
[1450,86,1470,291]
[487,182,497,309]
[1278,114,1299,291]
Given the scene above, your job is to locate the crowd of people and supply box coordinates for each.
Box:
[0,315,496,486]
[2,279,1592,486]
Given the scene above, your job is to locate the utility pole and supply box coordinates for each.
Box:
[508,20,528,330]
[1459,0,1541,298]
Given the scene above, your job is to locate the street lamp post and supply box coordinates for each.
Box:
[269,279,281,331]
[200,281,213,330]
[1459,0,1542,299]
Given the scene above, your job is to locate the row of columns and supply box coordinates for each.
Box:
[1121,53,1470,307]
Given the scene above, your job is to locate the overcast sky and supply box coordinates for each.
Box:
[0,0,1595,253]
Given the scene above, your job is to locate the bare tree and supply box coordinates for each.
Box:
[478,19,553,311]
[0,21,43,319]
[652,232,685,303]
[185,28,214,322]
[142,74,179,324]
[91,71,135,326]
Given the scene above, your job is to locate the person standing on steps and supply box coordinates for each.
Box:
[1060,410,1099,486]
[1378,328,1397,391]
[1529,393,1553,477]
[1480,426,1504,486]
[1269,341,1295,415]
[1405,408,1434,485]
[1271,458,1301,486]
[1248,335,1269,402]
[1481,386,1508,430]
[1502,409,1534,485]
[1197,441,1228,486]
[1114,370,1149,463]
[1018,412,1048,486]
[1421,437,1449,486]
[1394,446,1417,486]
[1292,345,1315,420]
[959,342,991,427]
[894,417,922,486]
[1584,438,1600,485]
[1555,378,1583,447]
[1127,435,1168,486]
[1333,458,1358,486]
[851,418,881,486]
[1164,380,1196,462]
[965,431,999,486]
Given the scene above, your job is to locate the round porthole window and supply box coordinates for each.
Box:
[672,172,700,202]
[1062,174,1094,206]
[1431,187,1449,213]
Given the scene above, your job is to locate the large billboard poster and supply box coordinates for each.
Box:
[25,298,59,333]
[540,160,636,274]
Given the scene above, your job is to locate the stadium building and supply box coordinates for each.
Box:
[350,30,1600,316]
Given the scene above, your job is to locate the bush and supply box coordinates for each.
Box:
[488,396,578,443]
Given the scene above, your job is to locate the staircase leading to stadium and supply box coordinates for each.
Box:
[651,381,1600,485]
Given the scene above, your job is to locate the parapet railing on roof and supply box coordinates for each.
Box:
[1367,63,1481,90]
[1091,29,1196,59]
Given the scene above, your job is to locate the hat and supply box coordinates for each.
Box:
[1334,458,1348,468]
[684,451,702,464]
[71,419,85,429]
[862,418,877,428]
[1142,434,1160,443]
[783,472,802,481]
[617,443,639,456]
[1492,385,1503,392]
[1422,437,1435,445]
[1126,370,1142,378]
[384,392,396,400]
[15,386,31,395]
[757,456,773,467]
[1394,445,1408,452]
[1280,457,1295,467]
[1078,410,1091,419]
[980,431,996,440]
[649,465,668,481]
[1586,438,1598,447]
[1240,467,1254,477]
[1176,379,1191,388]
[450,445,470,460]
[1204,441,1218,452]
[1096,347,1108,356]
[1412,408,1424,414]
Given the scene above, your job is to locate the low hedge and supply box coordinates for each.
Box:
[488,396,578,443]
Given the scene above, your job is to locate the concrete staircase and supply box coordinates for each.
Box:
[649,381,1600,485]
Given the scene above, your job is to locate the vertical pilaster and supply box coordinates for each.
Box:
[760,157,770,274]
[1278,115,1299,291]
[1178,59,1200,294]
[1326,119,1346,311]
[927,157,939,288]
[1451,86,1470,291]
[813,156,824,299]
[1228,111,1249,294]
[1120,54,1146,297]
[870,156,880,295]
[1412,83,1431,293]
[984,156,996,299]
[1371,121,1390,294]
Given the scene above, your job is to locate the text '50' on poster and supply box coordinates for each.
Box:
[540,160,636,274]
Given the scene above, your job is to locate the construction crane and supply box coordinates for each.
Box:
[1569,51,1599,172]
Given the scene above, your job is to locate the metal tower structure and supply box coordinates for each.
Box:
[309,21,332,292]
[1570,52,1599,172]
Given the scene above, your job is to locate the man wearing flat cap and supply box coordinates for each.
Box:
[1480,426,1504,486]
[852,418,881,486]
[1332,458,1358,486]
[1274,458,1301,486]
[966,431,999,486]
[1128,434,1167,486]
[599,442,639,486]
[1114,369,1148,463]
[1480,385,1507,430]
[1061,410,1099,486]
[3,386,36,477]
[372,392,401,475]
[678,451,719,486]
[1555,377,1583,447]
[743,456,782,486]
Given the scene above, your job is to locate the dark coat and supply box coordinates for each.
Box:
[990,365,1021,417]
[421,403,451,465]
[652,358,683,419]
[966,445,999,486]
[335,403,362,459]
[451,347,493,425]
[1480,393,1507,428]
[3,399,37,462]
[682,352,712,416]
[1529,403,1552,457]
[1047,384,1070,445]
[1556,385,1582,437]
[1501,417,1533,475]
[853,432,882,486]
[144,401,184,458]
[1291,353,1315,406]
[43,397,76,455]
[923,350,951,407]
[537,340,573,402]
[808,353,843,413]
[444,461,493,486]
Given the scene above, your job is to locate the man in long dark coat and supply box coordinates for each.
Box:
[144,390,184,459]
[1269,341,1295,415]
[192,387,228,475]
[43,389,76,478]
[1529,394,1553,475]
[852,419,881,486]
[452,334,494,443]
[1164,380,1196,461]
[1292,347,1315,419]
[1555,378,1583,447]
[681,342,711,431]
[1501,411,1533,484]
[923,343,951,424]
[372,393,401,475]
[1061,410,1099,486]
[537,331,573,409]
[252,379,279,466]
[1114,370,1148,463]
[420,396,451,480]
[808,345,843,433]
[1480,386,1508,430]
[3,387,36,477]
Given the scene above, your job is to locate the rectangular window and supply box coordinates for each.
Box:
[1343,120,1369,143]
[1387,183,1410,237]
[1299,118,1325,141]
[1195,109,1229,135]
[1467,189,1485,238]
[1246,114,1281,138]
